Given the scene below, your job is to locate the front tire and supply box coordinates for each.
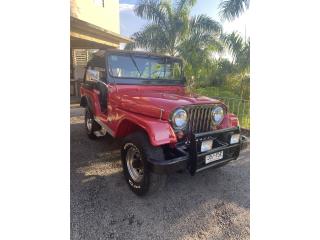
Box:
[84,107,100,139]
[121,132,167,196]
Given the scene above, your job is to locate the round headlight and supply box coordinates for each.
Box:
[211,106,224,124]
[172,109,187,129]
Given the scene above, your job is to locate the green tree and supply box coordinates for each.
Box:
[219,0,250,21]
[210,58,234,86]
[222,32,250,98]
[125,0,223,86]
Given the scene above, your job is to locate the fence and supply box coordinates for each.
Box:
[214,97,250,129]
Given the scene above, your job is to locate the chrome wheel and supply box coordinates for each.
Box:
[85,110,93,132]
[86,118,92,131]
[126,144,144,182]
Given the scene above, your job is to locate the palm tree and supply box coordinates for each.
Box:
[125,0,223,87]
[222,31,250,98]
[125,0,222,58]
[222,32,249,67]
[219,0,250,21]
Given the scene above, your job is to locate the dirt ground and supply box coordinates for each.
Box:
[71,108,250,240]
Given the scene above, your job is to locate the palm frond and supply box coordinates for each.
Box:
[135,0,169,27]
[190,14,222,35]
[219,0,249,21]
[161,0,173,19]
[126,24,169,53]
[221,31,249,70]
[221,31,243,61]
[181,15,223,55]
[175,0,196,14]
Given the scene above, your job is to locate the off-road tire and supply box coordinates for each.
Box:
[84,107,100,139]
[121,132,167,196]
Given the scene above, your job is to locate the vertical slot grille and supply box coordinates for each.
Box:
[187,105,216,133]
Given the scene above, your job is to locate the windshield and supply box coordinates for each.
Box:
[108,54,182,80]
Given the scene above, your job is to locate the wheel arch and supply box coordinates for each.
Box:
[115,117,177,147]
[116,119,148,139]
[80,96,94,112]
[80,96,87,107]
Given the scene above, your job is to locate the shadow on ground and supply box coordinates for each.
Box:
[71,113,250,240]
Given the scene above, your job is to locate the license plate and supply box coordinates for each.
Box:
[205,151,223,164]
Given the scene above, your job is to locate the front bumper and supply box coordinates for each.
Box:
[148,127,242,175]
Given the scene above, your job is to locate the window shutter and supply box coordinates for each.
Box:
[73,49,88,66]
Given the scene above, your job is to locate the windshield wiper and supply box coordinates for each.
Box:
[129,54,142,77]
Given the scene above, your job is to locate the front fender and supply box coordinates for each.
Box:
[219,113,240,129]
[115,109,177,146]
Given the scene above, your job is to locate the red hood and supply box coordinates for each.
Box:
[117,85,222,120]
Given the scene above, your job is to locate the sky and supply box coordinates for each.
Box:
[119,0,250,39]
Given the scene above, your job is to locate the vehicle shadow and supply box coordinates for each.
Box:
[71,120,250,240]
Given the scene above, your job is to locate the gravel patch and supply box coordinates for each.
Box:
[71,108,250,240]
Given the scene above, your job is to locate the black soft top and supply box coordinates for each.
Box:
[92,49,182,61]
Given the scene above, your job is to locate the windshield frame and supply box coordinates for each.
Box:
[106,52,185,86]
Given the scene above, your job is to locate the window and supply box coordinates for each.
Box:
[94,67,106,81]
[85,66,106,82]
[108,55,182,80]
[93,0,104,7]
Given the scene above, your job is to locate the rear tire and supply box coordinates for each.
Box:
[84,107,100,139]
[121,132,167,196]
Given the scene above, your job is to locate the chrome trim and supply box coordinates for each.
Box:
[186,104,224,134]
[171,108,188,130]
[159,108,164,120]
[211,106,224,125]
[125,143,144,182]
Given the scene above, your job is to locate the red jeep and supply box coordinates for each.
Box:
[80,50,241,195]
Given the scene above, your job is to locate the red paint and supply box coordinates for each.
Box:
[219,113,240,129]
[81,84,239,146]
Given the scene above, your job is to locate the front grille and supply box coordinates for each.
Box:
[186,105,221,134]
